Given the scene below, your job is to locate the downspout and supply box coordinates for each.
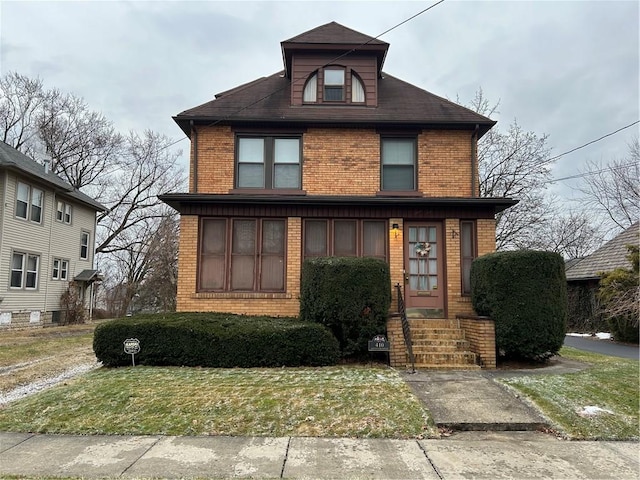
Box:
[191,120,198,193]
[471,124,479,198]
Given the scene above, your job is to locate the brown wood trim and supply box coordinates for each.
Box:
[229,189,308,196]
[376,190,424,197]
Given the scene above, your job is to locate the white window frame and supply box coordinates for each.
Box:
[10,251,40,290]
[52,258,69,280]
[56,200,72,224]
[16,181,43,223]
[80,231,90,260]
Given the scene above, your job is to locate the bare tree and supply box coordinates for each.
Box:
[578,138,640,234]
[523,209,604,259]
[0,72,48,155]
[0,72,185,314]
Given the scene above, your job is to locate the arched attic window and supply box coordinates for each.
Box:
[351,72,365,103]
[303,72,318,103]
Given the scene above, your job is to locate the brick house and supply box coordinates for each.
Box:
[160,22,516,368]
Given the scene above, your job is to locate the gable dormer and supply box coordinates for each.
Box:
[281,22,389,107]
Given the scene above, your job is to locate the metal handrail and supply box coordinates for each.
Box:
[395,283,415,373]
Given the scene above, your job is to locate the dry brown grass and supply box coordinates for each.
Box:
[0,323,99,395]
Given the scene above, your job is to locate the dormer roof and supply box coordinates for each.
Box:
[281,21,389,77]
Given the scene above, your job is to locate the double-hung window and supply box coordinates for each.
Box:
[10,252,39,289]
[56,201,72,224]
[381,137,416,191]
[324,69,345,101]
[52,258,69,280]
[16,181,43,223]
[199,218,286,292]
[236,136,301,190]
[80,231,90,260]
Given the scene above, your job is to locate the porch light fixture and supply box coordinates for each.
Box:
[391,223,400,238]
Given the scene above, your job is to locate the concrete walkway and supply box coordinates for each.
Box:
[1,431,639,479]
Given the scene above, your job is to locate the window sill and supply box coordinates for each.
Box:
[376,190,424,197]
[229,189,307,196]
[193,292,292,300]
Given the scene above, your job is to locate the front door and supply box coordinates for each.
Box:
[404,222,444,315]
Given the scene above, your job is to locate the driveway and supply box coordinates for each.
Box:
[563,335,639,360]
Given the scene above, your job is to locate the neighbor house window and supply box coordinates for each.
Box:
[324,68,345,101]
[10,252,40,289]
[236,136,301,189]
[80,231,90,260]
[56,201,72,224]
[16,181,43,223]
[461,221,477,295]
[52,258,69,280]
[381,137,416,191]
[199,218,286,292]
[303,219,387,261]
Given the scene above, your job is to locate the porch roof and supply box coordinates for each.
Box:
[159,193,517,216]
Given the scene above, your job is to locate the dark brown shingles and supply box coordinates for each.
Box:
[282,21,388,46]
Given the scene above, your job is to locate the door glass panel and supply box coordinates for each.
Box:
[408,226,438,292]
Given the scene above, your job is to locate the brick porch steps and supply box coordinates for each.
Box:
[406,318,480,370]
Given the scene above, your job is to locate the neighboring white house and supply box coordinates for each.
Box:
[0,141,105,327]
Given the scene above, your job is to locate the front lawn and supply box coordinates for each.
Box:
[500,347,639,440]
[0,365,435,439]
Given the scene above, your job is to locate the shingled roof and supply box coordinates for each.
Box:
[281,22,389,77]
[566,222,639,281]
[174,22,495,137]
[174,71,495,136]
[0,140,105,212]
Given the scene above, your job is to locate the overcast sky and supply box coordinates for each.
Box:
[1,0,638,204]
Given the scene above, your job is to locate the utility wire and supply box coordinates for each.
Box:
[543,120,639,164]
[545,161,639,185]
[153,1,447,154]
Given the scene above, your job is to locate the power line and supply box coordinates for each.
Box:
[545,161,639,185]
[544,120,639,165]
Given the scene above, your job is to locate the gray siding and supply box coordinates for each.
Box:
[0,171,98,317]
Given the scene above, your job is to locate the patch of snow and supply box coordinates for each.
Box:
[0,362,100,405]
[566,333,592,337]
[595,332,612,340]
[577,405,614,417]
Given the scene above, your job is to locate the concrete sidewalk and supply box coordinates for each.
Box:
[1,431,638,479]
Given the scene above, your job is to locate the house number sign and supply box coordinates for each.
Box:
[123,338,141,367]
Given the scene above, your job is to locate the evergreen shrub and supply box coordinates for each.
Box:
[471,250,567,360]
[93,312,340,367]
[299,257,391,357]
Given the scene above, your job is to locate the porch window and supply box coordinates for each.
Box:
[381,138,416,191]
[303,219,387,261]
[461,221,477,295]
[236,136,301,189]
[199,218,286,292]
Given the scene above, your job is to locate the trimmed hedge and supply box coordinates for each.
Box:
[93,313,340,367]
[299,257,391,357]
[471,250,567,360]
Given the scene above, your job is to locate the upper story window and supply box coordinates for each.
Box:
[16,181,43,223]
[236,136,301,190]
[56,201,72,224]
[324,69,345,101]
[303,68,366,104]
[80,231,90,260]
[381,137,416,191]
